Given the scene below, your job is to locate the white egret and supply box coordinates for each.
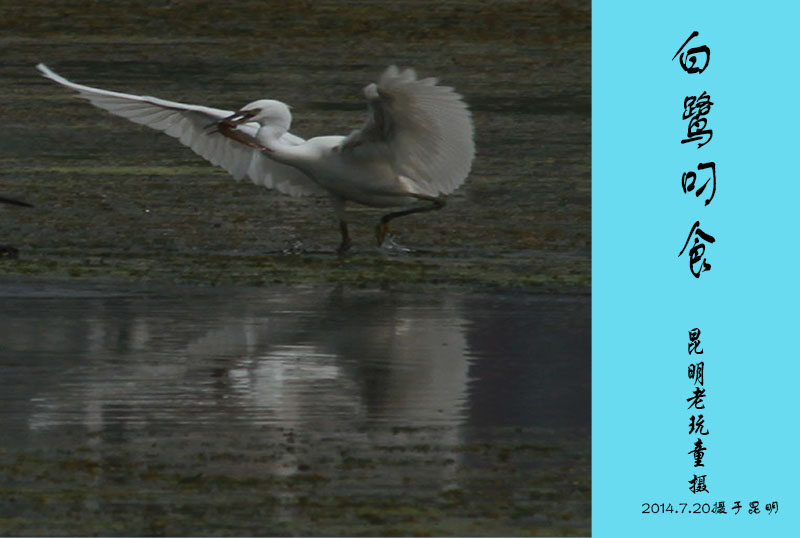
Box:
[36,64,475,253]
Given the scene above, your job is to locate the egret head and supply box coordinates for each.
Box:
[221,99,292,132]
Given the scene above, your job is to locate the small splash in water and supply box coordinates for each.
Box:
[282,239,306,255]
[378,234,412,255]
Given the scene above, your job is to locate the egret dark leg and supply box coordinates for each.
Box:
[337,220,352,255]
[375,195,445,246]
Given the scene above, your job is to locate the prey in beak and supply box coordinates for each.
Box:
[205,109,271,153]
[206,109,257,134]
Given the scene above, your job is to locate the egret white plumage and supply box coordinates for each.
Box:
[36,64,475,253]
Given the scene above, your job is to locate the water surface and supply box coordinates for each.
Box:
[0,281,589,536]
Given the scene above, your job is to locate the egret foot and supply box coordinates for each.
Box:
[282,239,306,255]
[378,234,412,254]
[337,240,351,255]
[374,195,445,247]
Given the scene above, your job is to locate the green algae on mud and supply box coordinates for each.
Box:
[0,426,589,537]
[0,248,588,291]
[0,162,589,291]
[0,164,588,291]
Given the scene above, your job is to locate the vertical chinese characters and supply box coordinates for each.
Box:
[687,327,709,492]
[673,31,715,495]
[674,31,717,279]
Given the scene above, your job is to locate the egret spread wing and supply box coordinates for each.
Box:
[340,66,475,197]
[36,64,324,197]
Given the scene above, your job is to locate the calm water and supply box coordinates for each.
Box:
[0,280,589,535]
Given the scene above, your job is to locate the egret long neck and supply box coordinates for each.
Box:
[256,126,316,171]
[256,124,287,143]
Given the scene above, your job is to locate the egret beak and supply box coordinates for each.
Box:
[222,110,256,125]
[206,109,257,132]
